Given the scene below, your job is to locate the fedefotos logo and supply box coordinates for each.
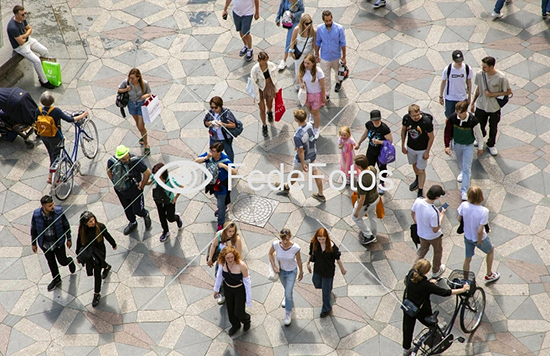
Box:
[154,160,395,195]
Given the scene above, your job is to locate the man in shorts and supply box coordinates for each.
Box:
[401,104,434,198]
[457,186,500,283]
[277,109,325,202]
[222,0,260,62]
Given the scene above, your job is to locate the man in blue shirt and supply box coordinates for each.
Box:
[314,10,346,99]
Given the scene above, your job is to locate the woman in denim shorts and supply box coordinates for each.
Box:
[118,68,151,155]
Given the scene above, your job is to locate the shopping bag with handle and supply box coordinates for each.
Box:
[141,95,162,123]
[41,61,62,87]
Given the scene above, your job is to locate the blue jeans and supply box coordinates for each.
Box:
[210,137,234,162]
[279,268,297,312]
[312,272,334,313]
[543,0,550,14]
[128,100,145,116]
[494,0,506,13]
[285,24,297,53]
[444,100,459,119]
[454,142,474,195]
[215,192,227,227]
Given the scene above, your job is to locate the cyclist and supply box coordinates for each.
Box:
[402,259,470,356]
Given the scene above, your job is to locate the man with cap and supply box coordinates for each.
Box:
[107,145,152,235]
[355,110,393,195]
[411,185,447,279]
[439,50,472,119]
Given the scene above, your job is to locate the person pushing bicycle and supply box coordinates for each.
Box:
[402,259,470,356]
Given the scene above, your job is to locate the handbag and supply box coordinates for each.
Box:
[298,85,307,106]
[274,88,285,122]
[410,223,420,248]
[401,272,426,317]
[246,77,255,99]
[294,36,309,60]
[351,191,368,217]
[282,10,293,28]
[482,72,512,108]
[41,61,62,87]
[207,233,222,264]
[376,198,385,219]
[378,140,396,165]
[141,94,162,123]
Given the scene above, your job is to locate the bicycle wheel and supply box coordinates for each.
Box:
[460,287,486,333]
[80,119,99,159]
[51,158,74,200]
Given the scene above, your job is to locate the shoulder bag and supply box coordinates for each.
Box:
[294,35,309,60]
[401,272,426,317]
[482,72,512,108]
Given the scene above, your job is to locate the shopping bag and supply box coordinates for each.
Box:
[141,94,162,123]
[41,61,62,87]
[274,88,285,122]
[246,77,255,99]
[351,192,368,217]
[378,140,396,165]
[298,85,307,106]
[376,198,385,219]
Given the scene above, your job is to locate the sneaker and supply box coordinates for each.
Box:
[228,325,241,336]
[485,272,500,283]
[417,190,423,198]
[461,192,468,201]
[488,146,498,156]
[123,221,138,235]
[267,111,274,123]
[102,265,111,279]
[311,193,326,202]
[246,49,253,62]
[308,114,314,124]
[144,212,152,229]
[491,11,504,18]
[360,232,377,245]
[217,295,226,305]
[281,299,286,308]
[243,321,251,331]
[326,95,330,102]
[409,179,418,191]
[40,81,55,89]
[432,264,446,278]
[47,277,61,292]
[278,59,286,70]
[160,231,170,242]
[403,348,412,356]
[284,311,292,326]
[457,173,463,182]
[313,128,320,139]
[296,84,300,91]
[262,125,268,137]
[176,212,183,229]
[335,82,342,92]
[373,0,386,8]
[69,258,76,274]
[92,293,101,308]
[239,46,248,57]
[378,187,385,195]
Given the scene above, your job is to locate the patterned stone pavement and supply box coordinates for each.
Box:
[1,0,550,354]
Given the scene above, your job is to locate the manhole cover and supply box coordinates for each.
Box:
[230,193,278,228]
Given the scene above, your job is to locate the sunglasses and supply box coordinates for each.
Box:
[305,21,312,25]
[210,106,218,109]
[280,229,291,236]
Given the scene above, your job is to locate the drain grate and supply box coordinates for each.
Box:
[230,193,278,228]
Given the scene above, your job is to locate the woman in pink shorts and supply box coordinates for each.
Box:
[298,53,326,139]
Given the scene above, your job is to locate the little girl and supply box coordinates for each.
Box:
[338,126,358,184]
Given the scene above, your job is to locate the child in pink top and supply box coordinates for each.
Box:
[338,126,358,184]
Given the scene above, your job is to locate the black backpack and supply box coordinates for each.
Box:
[116,92,129,118]
[446,63,470,96]
[152,183,171,204]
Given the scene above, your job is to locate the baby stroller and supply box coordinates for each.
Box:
[0,87,38,148]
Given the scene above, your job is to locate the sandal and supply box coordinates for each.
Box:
[46,178,52,184]
[139,138,144,145]
[144,147,151,155]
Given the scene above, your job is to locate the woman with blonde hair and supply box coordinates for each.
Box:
[213,246,252,336]
[290,14,316,89]
[275,0,304,70]
[401,259,470,356]
[118,68,152,155]
[250,52,280,137]
[299,53,326,139]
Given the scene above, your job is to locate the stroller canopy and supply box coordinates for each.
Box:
[0,87,38,126]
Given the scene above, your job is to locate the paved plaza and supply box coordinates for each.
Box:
[1,0,550,354]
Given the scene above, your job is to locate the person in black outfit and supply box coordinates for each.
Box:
[355,110,393,195]
[402,259,470,356]
[203,96,238,162]
[76,211,117,307]
[37,91,88,184]
[31,195,76,291]
[306,227,347,318]
[213,246,252,336]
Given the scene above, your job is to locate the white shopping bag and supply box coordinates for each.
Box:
[246,77,255,99]
[298,85,307,106]
[142,94,162,123]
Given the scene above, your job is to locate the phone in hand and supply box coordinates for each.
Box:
[222,13,228,20]
[439,203,449,212]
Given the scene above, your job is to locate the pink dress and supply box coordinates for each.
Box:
[339,137,358,178]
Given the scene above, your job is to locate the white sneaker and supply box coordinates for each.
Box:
[284,311,292,326]
[457,173,463,182]
[278,59,286,70]
[432,264,446,278]
[281,299,286,308]
[491,11,504,18]
[313,128,320,139]
[308,114,314,124]
[488,146,498,156]
[373,0,386,8]
[461,192,468,201]
[217,295,225,305]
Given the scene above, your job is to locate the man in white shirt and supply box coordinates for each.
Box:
[222,0,260,62]
[411,185,446,278]
[439,50,472,119]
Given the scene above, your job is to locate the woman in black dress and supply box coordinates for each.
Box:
[76,211,117,307]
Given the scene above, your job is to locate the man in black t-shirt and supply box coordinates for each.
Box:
[355,110,393,195]
[107,145,152,235]
[401,104,434,198]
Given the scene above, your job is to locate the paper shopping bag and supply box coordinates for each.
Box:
[351,192,368,217]
[274,88,285,122]
[141,95,162,123]
[246,77,255,99]
[376,198,385,219]
[42,61,62,87]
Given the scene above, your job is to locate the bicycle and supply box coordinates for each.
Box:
[50,111,99,200]
[410,270,486,356]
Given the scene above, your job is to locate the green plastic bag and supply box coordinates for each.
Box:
[42,61,62,87]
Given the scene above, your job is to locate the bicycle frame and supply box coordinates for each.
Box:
[52,117,92,176]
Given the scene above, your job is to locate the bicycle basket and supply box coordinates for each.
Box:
[447,270,476,295]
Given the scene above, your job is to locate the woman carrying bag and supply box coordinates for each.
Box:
[76,211,117,308]
[250,51,280,137]
[290,14,315,90]
[275,0,304,71]
[118,68,151,155]
[203,96,237,162]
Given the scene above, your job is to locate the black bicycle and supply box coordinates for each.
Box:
[411,270,486,356]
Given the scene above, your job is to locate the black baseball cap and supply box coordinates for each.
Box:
[452,50,464,62]
[370,110,381,121]
[426,185,446,200]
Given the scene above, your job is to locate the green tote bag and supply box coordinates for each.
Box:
[41,61,62,87]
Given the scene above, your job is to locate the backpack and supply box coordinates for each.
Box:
[35,107,58,137]
[227,119,244,138]
[378,140,396,165]
[153,183,171,204]
[446,63,470,96]
[109,156,136,192]
[116,92,129,118]
[205,156,231,185]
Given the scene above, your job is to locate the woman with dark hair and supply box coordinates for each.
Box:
[250,51,280,137]
[118,68,152,155]
[207,221,244,305]
[76,211,117,307]
[401,259,470,356]
[147,162,183,242]
[213,245,252,336]
[306,227,346,318]
[203,96,237,162]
